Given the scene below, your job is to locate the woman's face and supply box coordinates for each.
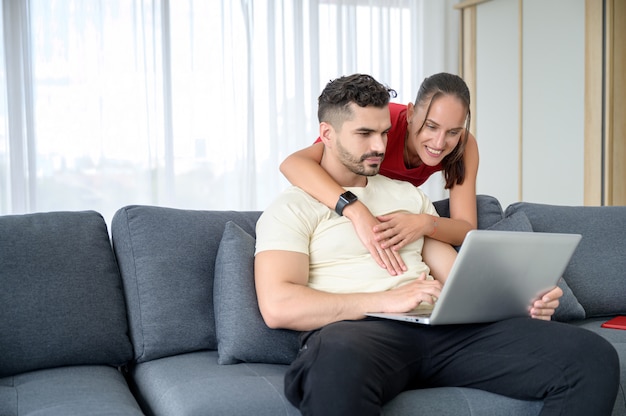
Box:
[406,94,467,167]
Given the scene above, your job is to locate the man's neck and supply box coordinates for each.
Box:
[320,155,368,188]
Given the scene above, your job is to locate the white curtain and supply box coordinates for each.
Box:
[0,0,459,224]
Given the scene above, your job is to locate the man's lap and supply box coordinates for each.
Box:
[289,317,612,399]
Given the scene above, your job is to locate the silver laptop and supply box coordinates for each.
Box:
[366,230,581,325]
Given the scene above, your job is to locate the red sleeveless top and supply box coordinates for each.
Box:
[379,103,442,187]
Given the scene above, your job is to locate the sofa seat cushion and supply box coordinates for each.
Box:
[385,387,542,416]
[129,350,544,416]
[130,350,299,416]
[571,317,626,415]
[0,211,132,377]
[505,203,626,318]
[0,365,143,416]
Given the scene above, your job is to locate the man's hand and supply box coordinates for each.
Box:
[530,285,563,320]
[372,273,442,313]
[344,202,406,276]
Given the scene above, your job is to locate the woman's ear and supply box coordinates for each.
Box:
[406,102,415,124]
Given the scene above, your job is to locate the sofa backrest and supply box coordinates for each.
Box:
[110,196,503,364]
[505,202,626,318]
[111,205,261,363]
[433,194,504,230]
[0,211,133,378]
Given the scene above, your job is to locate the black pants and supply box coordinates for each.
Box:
[284,317,619,416]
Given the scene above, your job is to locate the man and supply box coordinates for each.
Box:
[254,74,619,416]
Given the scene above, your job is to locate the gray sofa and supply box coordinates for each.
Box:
[0,195,624,416]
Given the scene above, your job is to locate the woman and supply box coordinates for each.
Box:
[280,72,478,275]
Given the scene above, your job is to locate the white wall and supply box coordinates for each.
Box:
[475,0,520,208]
[522,0,585,205]
[474,0,585,209]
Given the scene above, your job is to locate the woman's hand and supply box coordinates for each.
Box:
[344,202,406,276]
[374,212,433,251]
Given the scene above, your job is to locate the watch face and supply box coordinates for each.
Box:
[336,191,358,216]
[341,191,358,204]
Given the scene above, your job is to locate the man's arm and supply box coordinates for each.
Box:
[255,250,442,331]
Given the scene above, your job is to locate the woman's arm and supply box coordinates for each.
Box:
[279,142,341,209]
[280,142,406,275]
[374,132,480,248]
[437,131,479,244]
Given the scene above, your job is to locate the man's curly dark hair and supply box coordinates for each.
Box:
[318,74,397,129]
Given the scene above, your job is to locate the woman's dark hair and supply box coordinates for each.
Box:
[415,73,471,189]
[318,74,397,128]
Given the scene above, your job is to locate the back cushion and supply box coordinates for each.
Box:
[111,205,261,363]
[0,211,132,377]
[433,194,504,229]
[505,202,626,317]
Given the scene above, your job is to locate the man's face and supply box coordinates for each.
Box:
[332,103,391,177]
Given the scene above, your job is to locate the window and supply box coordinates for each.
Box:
[0,0,456,223]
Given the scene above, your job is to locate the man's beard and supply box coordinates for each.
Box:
[336,140,384,176]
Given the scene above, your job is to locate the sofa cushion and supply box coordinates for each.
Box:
[485,211,585,322]
[130,351,300,416]
[111,206,261,363]
[0,211,133,378]
[214,221,299,365]
[0,365,143,416]
[505,203,626,318]
[384,386,542,416]
[130,350,544,416]
[433,194,504,230]
[572,317,626,414]
[485,210,533,232]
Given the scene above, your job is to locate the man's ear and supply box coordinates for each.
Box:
[319,121,334,147]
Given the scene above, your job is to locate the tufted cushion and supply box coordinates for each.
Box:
[504,202,626,318]
[486,211,586,322]
[214,221,299,364]
[0,211,132,377]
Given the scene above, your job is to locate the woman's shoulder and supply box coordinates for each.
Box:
[388,103,407,126]
[386,103,408,148]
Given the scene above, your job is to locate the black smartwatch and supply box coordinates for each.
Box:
[335,191,358,216]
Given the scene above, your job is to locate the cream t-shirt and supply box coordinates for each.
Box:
[255,174,439,294]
